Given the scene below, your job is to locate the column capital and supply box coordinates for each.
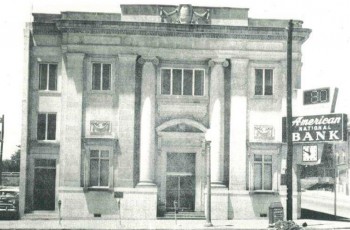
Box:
[230,58,249,65]
[209,59,229,68]
[118,54,138,62]
[138,56,159,66]
[65,52,85,61]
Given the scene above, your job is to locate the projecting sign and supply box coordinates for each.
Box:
[303,88,330,105]
[282,113,348,143]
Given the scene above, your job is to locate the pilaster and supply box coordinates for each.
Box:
[230,58,249,190]
[117,54,138,187]
[60,52,85,187]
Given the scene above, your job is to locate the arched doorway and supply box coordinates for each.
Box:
[156,119,207,213]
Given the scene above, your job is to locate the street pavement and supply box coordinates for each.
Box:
[0,218,350,230]
[302,190,350,219]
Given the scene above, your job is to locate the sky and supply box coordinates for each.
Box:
[0,0,349,159]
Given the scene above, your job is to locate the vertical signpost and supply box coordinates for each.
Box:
[286,19,294,221]
[330,88,338,221]
[0,115,4,185]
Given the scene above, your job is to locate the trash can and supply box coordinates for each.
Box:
[268,202,284,226]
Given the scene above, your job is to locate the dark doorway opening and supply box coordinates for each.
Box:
[166,153,196,212]
[33,159,56,210]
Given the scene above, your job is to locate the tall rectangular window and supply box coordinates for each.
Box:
[89,150,110,187]
[160,68,204,96]
[172,69,182,95]
[194,70,204,96]
[253,154,272,190]
[92,63,111,90]
[161,69,171,95]
[39,64,57,91]
[183,70,193,96]
[255,69,273,96]
[37,113,56,141]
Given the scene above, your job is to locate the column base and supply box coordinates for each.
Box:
[211,182,226,188]
[205,186,228,220]
[126,186,158,219]
[136,181,156,187]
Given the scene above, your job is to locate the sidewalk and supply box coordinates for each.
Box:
[0,219,349,230]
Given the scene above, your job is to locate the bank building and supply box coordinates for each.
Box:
[20,4,311,220]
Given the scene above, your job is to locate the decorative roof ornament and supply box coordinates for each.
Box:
[160,4,210,24]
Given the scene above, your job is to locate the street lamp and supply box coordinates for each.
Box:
[204,131,213,227]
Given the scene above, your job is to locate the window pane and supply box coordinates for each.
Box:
[101,150,109,158]
[102,64,111,90]
[100,159,109,186]
[90,150,99,158]
[172,69,182,95]
[35,159,47,167]
[167,153,196,174]
[194,70,204,96]
[48,159,56,168]
[255,69,263,95]
[92,63,101,90]
[264,155,272,162]
[161,69,171,95]
[254,163,262,190]
[264,164,272,190]
[90,159,99,186]
[48,64,57,91]
[47,114,56,140]
[39,64,48,90]
[37,114,46,140]
[254,154,262,161]
[183,70,193,95]
[265,69,273,95]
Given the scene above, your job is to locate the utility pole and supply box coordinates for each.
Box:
[204,141,213,227]
[286,20,294,221]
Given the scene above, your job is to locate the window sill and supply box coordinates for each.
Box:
[249,190,278,195]
[252,95,275,99]
[157,95,208,104]
[85,187,112,192]
[38,91,61,96]
[36,140,60,144]
[33,140,60,147]
[88,90,114,95]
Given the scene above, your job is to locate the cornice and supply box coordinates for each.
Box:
[32,22,60,35]
[32,20,311,42]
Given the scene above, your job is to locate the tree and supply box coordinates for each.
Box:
[2,146,20,172]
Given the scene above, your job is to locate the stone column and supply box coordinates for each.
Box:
[208,59,228,186]
[137,56,159,186]
[60,53,85,187]
[229,58,249,190]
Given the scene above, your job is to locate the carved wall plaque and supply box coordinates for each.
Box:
[90,121,111,135]
[254,125,274,140]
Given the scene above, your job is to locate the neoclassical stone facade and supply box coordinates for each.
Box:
[20,4,311,220]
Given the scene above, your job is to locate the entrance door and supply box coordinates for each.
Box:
[166,153,196,211]
[34,159,56,210]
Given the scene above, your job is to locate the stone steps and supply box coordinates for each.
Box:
[159,211,205,220]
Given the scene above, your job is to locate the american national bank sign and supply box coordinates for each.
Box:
[283,113,348,143]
